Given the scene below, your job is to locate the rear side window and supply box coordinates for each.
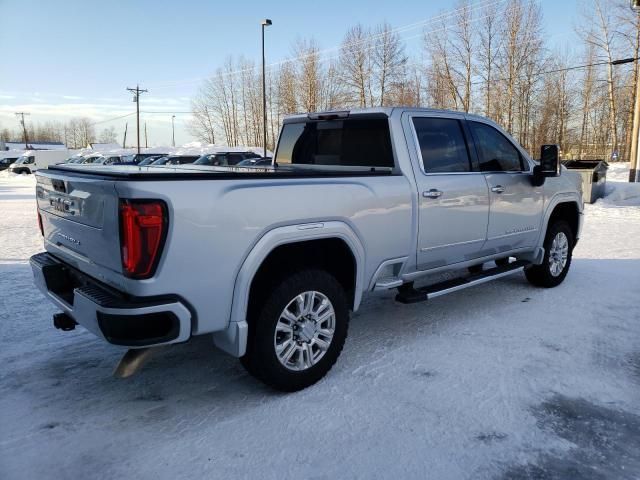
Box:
[412,117,471,173]
[275,118,394,169]
[469,121,523,172]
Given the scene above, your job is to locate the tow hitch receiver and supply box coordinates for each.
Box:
[53,312,77,331]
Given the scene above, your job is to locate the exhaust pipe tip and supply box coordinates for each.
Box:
[113,347,165,378]
[53,312,77,331]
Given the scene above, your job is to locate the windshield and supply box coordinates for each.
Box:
[83,156,103,164]
[14,157,26,165]
[194,154,222,166]
[150,156,170,165]
[138,156,157,166]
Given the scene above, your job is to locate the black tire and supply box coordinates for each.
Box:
[525,220,574,288]
[241,269,349,392]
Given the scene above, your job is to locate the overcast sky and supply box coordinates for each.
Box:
[0,0,581,146]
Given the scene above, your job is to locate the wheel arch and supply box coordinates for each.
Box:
[214,222,365,357]
[539,195,582,247]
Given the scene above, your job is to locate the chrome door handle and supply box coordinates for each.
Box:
[491,185,505,194]
[423,189,443,198]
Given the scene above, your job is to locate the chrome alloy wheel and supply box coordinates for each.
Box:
[549,231,569,277]
[273,291,336,371]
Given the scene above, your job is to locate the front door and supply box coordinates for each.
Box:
[467,121,543,253]
[408,115,490,270]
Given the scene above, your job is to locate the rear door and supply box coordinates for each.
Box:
[467,120,543,252]
[406,113,490,270]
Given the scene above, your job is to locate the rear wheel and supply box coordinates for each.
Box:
[241,269,349,392]
[525,221,573,288]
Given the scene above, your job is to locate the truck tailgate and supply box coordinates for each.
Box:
[36,171,122,273]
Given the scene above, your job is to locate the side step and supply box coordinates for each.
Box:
[395,260,530,304]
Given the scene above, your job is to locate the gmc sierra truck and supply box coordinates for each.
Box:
[30,107,583,391]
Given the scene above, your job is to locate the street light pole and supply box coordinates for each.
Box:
[171,115,176,147]
[261,19,272,159]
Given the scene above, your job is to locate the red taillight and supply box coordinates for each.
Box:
[119,200,167,279]
[37,211,44,236]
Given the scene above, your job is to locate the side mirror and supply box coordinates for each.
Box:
[532,144,560,186]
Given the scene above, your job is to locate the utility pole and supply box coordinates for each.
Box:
[15,112,30,149]
[261,19,272,158]
[631,1,640,182]
[126,85,148,154]
[630,60,640,182]
[123,122,128,148]
[171,115,176,147]
[144,122,148,148]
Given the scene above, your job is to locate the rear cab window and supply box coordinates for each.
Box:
[275,116,394,171]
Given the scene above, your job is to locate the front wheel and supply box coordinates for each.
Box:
[241,269,349,391]
[525,220,574,288]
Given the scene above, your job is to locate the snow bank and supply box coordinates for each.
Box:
[0,169,37,185]
[594,162,640,208]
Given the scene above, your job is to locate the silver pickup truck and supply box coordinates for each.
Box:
[30,107,582,391]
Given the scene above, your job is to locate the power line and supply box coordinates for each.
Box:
[147,0,509,90]
[469,57,638,86]
[90,112,135,125]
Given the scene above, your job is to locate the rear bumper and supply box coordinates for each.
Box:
[30,252,192,347]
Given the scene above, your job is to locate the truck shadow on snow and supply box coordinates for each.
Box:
[498,395,640,480]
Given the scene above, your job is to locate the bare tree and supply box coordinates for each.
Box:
[295,38,322,112]
[98,126,117,144]
[581,0,621,158]
[477,1,501,118]
[372,22,406,106]
[339,25,373,107]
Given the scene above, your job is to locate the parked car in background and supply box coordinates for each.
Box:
[80,155,105,165]
[150,155,200,166]
[8,150,70,174]
[67,156,87,164]
[237,157,272,167]
[30,107,583,392]
[124,152,169,165]
[137,155,165,166]
[193,151,261,166]
[0,156,19,171]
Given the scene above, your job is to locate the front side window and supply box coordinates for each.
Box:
[469,122,524,172]
[275,117,394,169]
[412,117,471,173]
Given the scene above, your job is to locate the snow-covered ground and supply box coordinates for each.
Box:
[1,166,639,480]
